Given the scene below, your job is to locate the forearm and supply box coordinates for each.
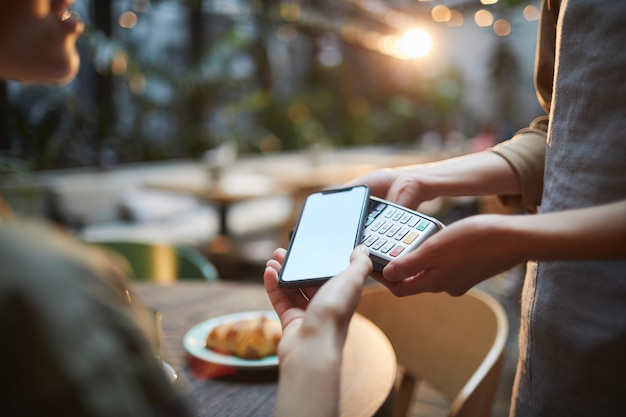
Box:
[503,200,626,261]
[275,343,341,417]
[406,151,521,201]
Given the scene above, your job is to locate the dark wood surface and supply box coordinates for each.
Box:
[134,281,396,417]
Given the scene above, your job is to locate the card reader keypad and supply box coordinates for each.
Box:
[362,199,440,267]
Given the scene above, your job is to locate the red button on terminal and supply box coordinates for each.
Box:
[389,246,405,257]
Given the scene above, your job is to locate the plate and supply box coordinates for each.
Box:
[183,310,280,369]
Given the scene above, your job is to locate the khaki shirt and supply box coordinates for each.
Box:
[489,0,563,213]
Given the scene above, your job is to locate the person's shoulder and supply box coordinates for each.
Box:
[0,220,131,296]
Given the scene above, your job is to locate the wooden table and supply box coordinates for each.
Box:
[142,147,454,249]
[144,174,283,244]
[134,281,396,417]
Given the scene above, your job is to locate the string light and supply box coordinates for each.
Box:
[431,5,451,23]
[493,19,512,36]
[447,10,464,27]
[119,11,138,28]
[523,5,540,21]
[474,9,494,27]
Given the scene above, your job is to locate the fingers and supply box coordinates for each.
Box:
[273,247,287,264]
[265,245,372,322]
[382,250,428,282]
[264,249,310,321]
[310,246,372,317]
[347,245,374,282]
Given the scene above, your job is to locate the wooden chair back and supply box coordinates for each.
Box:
[357,284,508,417]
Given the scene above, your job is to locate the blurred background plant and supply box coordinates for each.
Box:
[0,0,542,172]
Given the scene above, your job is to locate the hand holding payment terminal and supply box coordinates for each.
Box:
[363,196,444,271]
[278,186,444,288]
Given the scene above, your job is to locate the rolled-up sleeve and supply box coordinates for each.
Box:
[491,116,548,212]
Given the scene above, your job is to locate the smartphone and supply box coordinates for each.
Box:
[363,196,445,271]
[279,185,370,288]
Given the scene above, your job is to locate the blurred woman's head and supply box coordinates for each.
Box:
[0,0,84,84]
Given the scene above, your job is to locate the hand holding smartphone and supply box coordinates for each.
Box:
[279,186,370,288]
[278,186,445,288]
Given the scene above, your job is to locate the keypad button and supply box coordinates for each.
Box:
[390,245,405,257]
[365,235,379,246]
[416,220,429,231]
[379,222,392,234]
[402,231,419,245]
[399,213,411,224]
[372,238,386,250]
[371,220,384,232]
[374,203,387,212]
[386,225,400,237]
[381,242,396,253]
[394,228,409,241]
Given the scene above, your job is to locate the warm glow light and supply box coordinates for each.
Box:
[280,3,300,21]
[493,19,511,36]
[363,32,379,50]
[431,5,451,23]
[447,10,464,27]
[119,11,138,28]
[111,53,128,75]
[474,9,494,27]
[385,10,413,29]
[523,5,540,21]
[380,35,396,56]
[394,29,433,59]
[480,0,498,4]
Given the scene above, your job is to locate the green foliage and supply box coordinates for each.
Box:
[5,0,524,171]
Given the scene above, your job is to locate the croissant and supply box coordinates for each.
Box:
[205,315,282,359]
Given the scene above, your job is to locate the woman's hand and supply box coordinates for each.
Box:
[347,152,522,210]
[380,214,524,297]
[346,166,431,210]
[264,245,373,417]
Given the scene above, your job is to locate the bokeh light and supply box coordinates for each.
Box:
[280,3,300,21]
[447,10,464,27]
[394,28,433,59]
[119,11,138,29]
[493,19,511,36]
[523,5,540,21]
[474,9,494,27]
[431,5,451,23]
[111,52,128,75]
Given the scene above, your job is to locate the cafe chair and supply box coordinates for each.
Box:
[357,284,508,417]
[89,240,219,282]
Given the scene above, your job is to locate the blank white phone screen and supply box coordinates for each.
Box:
[280,186,368,285]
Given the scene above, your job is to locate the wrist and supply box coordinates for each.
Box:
[276,346,341,417]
